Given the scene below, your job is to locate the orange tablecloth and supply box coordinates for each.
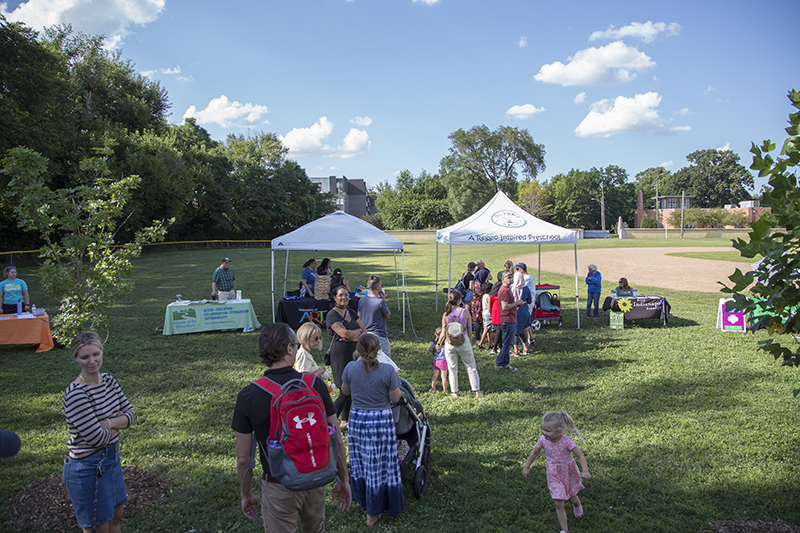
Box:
[0,312,54,352]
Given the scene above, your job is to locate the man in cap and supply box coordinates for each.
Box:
[212,257,236,300]
[585,264,602,318]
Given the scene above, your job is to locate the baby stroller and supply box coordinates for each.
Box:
[392,377,432,498]
[531,284,563,329]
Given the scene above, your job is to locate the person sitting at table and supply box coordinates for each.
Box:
[300,258,317,298]
[1,266,30,314]
[330,268,351,295]
[615,277,634,297]
[316,258,333,276]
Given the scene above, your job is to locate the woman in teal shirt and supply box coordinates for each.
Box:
[1,266,30,314]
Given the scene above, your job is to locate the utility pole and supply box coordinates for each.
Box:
[600,182,606,231]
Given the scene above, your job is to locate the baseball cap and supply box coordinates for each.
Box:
[515,263,527,271]
[333,268,342,275]
[221,257,231,263]
[467,261,476,269]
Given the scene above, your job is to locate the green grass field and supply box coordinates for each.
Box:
[1,237,797,533]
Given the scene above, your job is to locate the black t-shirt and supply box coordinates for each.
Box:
[462,272,475,290]
[232,366,335,476]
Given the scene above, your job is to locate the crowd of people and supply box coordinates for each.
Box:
[48,256,605,532]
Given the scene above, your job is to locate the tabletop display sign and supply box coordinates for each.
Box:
[610,311,624,330]
[717,298,745,332]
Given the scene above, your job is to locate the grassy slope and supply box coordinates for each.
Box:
[1,238,797,533]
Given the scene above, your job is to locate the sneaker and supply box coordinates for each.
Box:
[501,365,517,371]
[511,352,520,357]
[574,503,584,518]
[490,349,497,355]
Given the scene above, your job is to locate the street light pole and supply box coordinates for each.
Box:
[600,182,606,231]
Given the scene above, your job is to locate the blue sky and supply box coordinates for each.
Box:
[3,0,798,192]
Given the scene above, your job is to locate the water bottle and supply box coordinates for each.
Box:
[31,304,36,315]
[16,301,21,314]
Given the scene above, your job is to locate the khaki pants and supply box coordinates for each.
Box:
[259,478,326,533]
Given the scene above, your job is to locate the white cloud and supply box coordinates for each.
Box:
[704,85,717,96]
[505,104,545,119]
[518,36,527,48]
[1,0,165,49]
[162,66,182,75]
[351,116,373,127]
[412,0,440,5]
[718,142,731,152]
[183,95,269,128]
[589,21,681,43]
[534,41,654,86]
[279,117,371,159]
[575,92,664,138]
[574,92,587,105]
[669,126,692,133]
[676,107,693,116]
[660,161,674,168]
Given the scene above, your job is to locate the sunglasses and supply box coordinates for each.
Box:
[289,342,300,349]
[312,336,321,341]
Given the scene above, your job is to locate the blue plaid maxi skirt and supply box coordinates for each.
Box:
[348,407,405,517]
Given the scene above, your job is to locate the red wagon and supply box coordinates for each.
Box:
[531,284,563,329]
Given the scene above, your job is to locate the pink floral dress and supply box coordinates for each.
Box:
[535,435,585,500]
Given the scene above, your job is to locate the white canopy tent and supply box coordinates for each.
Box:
[271,211,406,332]
[436,191,582,328]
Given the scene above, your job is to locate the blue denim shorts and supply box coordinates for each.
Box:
[62,443,127,528]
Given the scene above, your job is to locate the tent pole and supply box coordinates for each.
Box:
[271,249,275,322]
[435,241,439,312]
[448,245,453,301]
[393,250,400,310]
[574,243,580,329]
[283,251,289,298]
[538,244,541,286]
[402,251,406,333]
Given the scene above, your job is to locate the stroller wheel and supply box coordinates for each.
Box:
[422,445,431,469]
[413,466,428,498]
[532,320,542,331]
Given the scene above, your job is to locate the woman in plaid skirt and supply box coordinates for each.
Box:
[340,333,405,527]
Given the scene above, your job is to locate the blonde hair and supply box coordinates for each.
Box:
[70,331,104,359]
[356,333,381,377]
[542,410,582,439]
[297,322,321,350]
[504,259,514,270]
[433,327,442,342]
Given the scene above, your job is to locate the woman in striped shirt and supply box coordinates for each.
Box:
[62,332,135,533]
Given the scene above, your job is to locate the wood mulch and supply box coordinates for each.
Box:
[3,465,171,532]
[703,520,800,533]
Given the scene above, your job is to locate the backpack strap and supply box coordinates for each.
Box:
[252,376,281,395]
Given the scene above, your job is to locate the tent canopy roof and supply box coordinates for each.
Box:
[272,211,403,251]
[436,191,576,246]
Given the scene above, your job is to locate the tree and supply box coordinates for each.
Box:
[722,90,800,377]
[634,167,671,208]
[375,170,453,229]
[2,146,171,342]
[665,149,753,208]
[667,208,748,228]
[517,178,551,219]
[542,166,635,229]
[439,125,545,219]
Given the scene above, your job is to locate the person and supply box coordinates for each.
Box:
[513,283,533,357]
[428,327,448,392]
[460,261,476,305]
[522,411,590,533]
[585,264,602,318]
[300,258,317,298]
[293,322,329,380]
[516,263,537,341]
[211,257,235,301]
[496,271,526,371]
[478,281,494,350]
[471,260,491,342]
[326,285,366,427]
[340,333,404,526]
[62,331,136,533]
[1,266,30,314]
[232,323,351,532]
[316,258,332,276]
[489,270,507,355]
[436,290,483,398]
[358,275,392,358]
[329,268,351,294]
[616,277,634,297]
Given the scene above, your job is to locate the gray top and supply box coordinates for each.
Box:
[342,361,399,410]
[358,295,390,338]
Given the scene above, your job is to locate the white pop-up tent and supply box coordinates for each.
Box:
[436,191,582,328]
[271,211,406,332]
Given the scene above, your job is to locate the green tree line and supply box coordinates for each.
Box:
[0,18,334,251]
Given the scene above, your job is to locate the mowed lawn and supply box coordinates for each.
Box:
[1,237,798,533]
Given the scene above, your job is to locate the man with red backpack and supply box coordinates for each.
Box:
[233,323,351,532]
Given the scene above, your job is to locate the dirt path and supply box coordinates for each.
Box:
[512,247,747,293]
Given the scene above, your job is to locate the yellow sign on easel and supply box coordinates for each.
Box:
[610,311,624,330]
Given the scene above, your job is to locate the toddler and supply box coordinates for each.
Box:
[428,327,448,392]
[522,410,590,533]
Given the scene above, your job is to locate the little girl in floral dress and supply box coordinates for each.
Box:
[522,410,590,533]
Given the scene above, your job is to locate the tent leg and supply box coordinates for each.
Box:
[402,251,406,333]
[435,241,439,312]
[574,243,580,330]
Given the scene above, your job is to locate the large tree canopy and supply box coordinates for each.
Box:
[440,125,545,219]
[543,166,635,230]
[634,166,672,208]
[664,149,753,208]
[374,170,453,229]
